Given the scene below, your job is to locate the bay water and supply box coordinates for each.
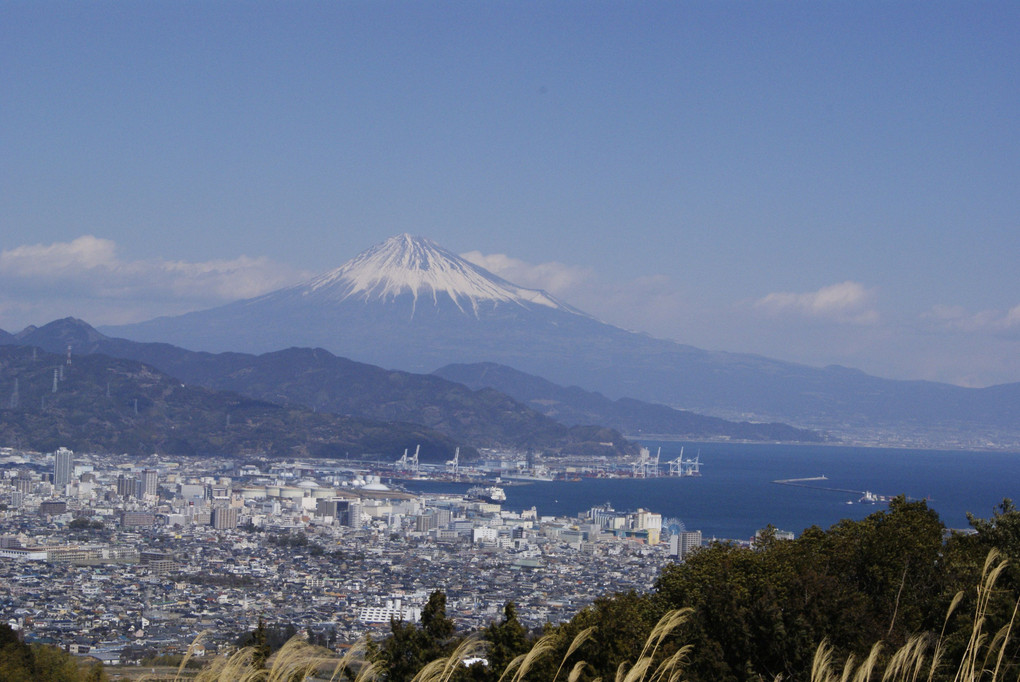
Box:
[404,442,1020,540]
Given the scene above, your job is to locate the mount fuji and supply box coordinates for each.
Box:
[104,234,619,380]
[302,233,582,317]
[103,234,1020,443]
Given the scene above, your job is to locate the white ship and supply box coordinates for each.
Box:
[466,485,507,503]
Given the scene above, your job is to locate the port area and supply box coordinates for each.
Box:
[771,476,892,504]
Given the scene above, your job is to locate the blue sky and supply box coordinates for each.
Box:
[1,2,1018,387]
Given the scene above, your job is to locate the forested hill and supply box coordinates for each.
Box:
[0,345,466,459]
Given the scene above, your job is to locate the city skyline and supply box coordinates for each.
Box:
[2,3,1018,387]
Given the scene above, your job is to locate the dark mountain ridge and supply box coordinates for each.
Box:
[0,344,466,459]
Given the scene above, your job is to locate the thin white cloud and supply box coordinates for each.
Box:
[0,235,310,328]
[921,303,1020,336]
[460,250,593,295]
[460,250,694,336]
[754,281,879,325]
[0,235,119,275]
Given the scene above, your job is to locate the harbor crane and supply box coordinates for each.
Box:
[445,447,460,475]
[394,444,421,472]
[668,447,702,477]
[632,446,661,478]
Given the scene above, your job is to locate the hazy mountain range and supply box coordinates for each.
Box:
[94,234,1020,447]
[0,318,824,458]
[434,362,823,443]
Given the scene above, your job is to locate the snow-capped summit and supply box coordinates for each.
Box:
[103,233,612,375]
[296,233,573,316]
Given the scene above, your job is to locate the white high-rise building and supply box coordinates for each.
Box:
[669,530,703,560]
[53,447,74,489]
[141,469,158,498]
[634,509,663,544]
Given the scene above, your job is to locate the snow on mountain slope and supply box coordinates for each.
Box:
[291,234,580,317]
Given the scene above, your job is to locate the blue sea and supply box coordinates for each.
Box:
[404,442,1020,540]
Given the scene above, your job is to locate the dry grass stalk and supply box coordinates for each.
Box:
[926,590,966,682]
[619,656,654,682]
[409,657,447,682]
[566,660,589,682]
[605,609,691,682]
[325,639,373,682]
[647,643,692,682]
[166,630,208,681]
[880,634,927,682]
[435,636,486,682]
[496,631,557,682]
[496,652,526,682]
[805,550,1014,682]
[552,626,597,682]
[811,639,834,682]
[851,642,883,682]
[952,549,1007,682]
[192,646,256,682]
[639,609,692,665]
[352,659,380,682]
[264,636,319,681]
[990,595,1020,680]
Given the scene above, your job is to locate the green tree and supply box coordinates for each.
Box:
[250,616,271,669]
[83,662,107,682]
[379,619,428,682]
[378,590,458,681]
[0,623,34,682]
[513,590,657,682]
[421,590,455,644]
[31,643,82,682]
[964,499,1020,575]
[652,497,954,682]
[467,602,530,682]
[944,499,1020,674]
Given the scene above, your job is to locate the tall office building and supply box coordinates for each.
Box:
[211,507,239,529]
[53,447,74,488]
[316,499,341,520]
[669,530,703,560]
[347,501,363,528]
[141,469,158,498]
[117,474,136,499]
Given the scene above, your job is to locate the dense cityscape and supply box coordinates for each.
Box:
[0,446,704,670]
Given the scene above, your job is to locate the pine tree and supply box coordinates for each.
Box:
[480,602,530,682]
[252,616,271,669]
[378,590,458,681]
